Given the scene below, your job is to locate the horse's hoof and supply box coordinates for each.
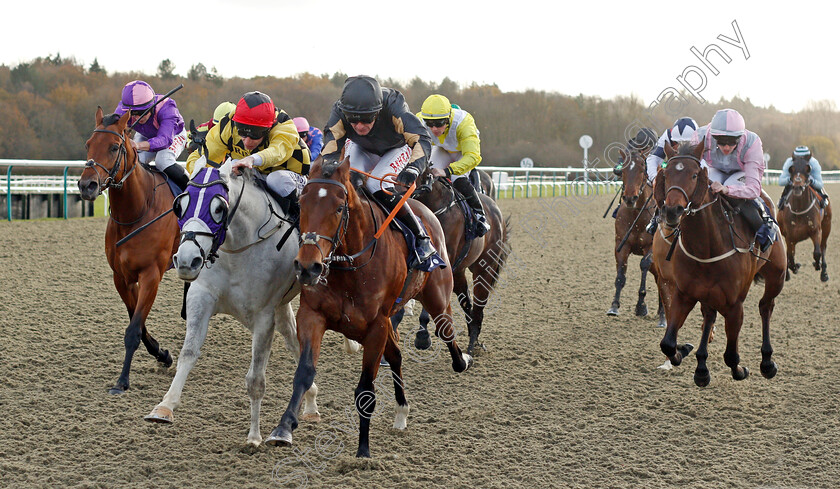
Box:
[694,370,711,387]
[356,447,371,458]
[300,412,322,423]
[159,350,173,368]
[454,353,472,373]
[813,261,821,270]
[821,273,829,282]
[785,271,791,281]
[265,430,292,447]
[761,361,778,379]
[635,304,648,317]
[679,343,695,357]
[414,331,431,350]
[144,406,174,423]
[108,385,128,395]
[732,366,750,381]
[657,319,667,328]
[606,306,619,316]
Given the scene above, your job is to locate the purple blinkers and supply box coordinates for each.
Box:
[174,167,230,254]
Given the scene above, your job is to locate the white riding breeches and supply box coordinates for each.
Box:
[266,170,307,198]
[133,128,188,171]
[430,147,467,181]
[346,140,412,193]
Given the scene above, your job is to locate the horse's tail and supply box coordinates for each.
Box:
[483,214,513,291]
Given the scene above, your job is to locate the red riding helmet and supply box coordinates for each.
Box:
[232,91,276,128]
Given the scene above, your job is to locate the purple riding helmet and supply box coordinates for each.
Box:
[117,80,157,112]
[173,167,229,263]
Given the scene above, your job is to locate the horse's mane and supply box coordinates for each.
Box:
[320,160,341,178]
[676,142,696,157]
[102,113,121,127]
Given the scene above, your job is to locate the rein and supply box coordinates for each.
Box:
[786,186,818,215]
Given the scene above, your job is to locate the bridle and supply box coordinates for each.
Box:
[298,178,351,278]
[662,154,718,220]
[176,175,244,267]
[84,127,137,193]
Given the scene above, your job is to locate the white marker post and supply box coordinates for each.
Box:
[579,135,593,195]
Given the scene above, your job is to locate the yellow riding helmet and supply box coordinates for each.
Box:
[420,94,452,120]
[212,101,236,124]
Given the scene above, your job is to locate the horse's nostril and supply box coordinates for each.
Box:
[190,256,202,270]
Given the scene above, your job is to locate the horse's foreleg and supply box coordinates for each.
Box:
[693,305,717,387]
[382,326,409,430]
[660,292,696,367]
[415,309,432,350]
[812,230,823,271]
[275,302,320,422]
[636,251,653,317]
[821,213,831,282]
[244,310,276,446]
[354,323,389,458]
[722,304,749,381]
[467,271,494,356]
[758,247,785,380]
[608,249,629,316]
[111,268,164,394]
[145,289,215,423]
[266,307,326,448]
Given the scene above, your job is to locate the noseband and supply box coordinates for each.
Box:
[85,128,137,192]
[663,154,717,217]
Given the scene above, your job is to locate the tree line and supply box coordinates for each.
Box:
[1,55,839,171]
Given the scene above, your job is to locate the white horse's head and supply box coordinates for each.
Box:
[172,159,233,281]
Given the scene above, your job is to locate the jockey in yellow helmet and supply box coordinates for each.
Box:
[417,94,490,236]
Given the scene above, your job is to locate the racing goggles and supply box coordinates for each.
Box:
[343,111,377,124]
[425,118,448,128]
[713,135,739,147]
[235,122,269,140]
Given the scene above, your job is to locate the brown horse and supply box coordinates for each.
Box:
[778,155,832,282]
[652,140,786,387]
[78,108,180,394]
[265,157,471,458]
[402,168,511,355]
[608,148,665,327]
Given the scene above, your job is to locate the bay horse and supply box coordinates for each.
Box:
[265,157,471,458]
[79,108,180,394]
[608,147,665,328]
[144,162,320,446]
[402,167,511,355]
[778,154,832,282]
[652,140,786,387]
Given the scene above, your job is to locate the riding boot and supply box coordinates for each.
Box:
[736,198,775,252]
[453,177,491,237]
[373,190,437,265]
[777,184,792,209]
[277,193,300,230]
[163,164,190,192]
[612,202,621,219]
[812,184,830,208]
[646,208,659,234]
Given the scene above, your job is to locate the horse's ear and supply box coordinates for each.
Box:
[653,171,666,206]
[117,111,131,129]
[219,158,233,181]
[693,137,705,160]
[619,148,628,163]
[95,106,104,127]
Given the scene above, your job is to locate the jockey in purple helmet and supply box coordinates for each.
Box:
[115,80,190,191]
[696,108,776,252]
[293,117,323,159]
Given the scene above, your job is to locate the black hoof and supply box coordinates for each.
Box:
[821,273,829,283]
[607,305,619,316]
[678,343,695,357]
[265,429,292,447]
[414,330,431,350]
[785,270,791,281]
[159,350,173,368]
[732,365,750,381]
[760,361,778,379]
[813,261,820,270]
[635,304,648,317]
[356,448,371,458]
[694,369,711,387]
[108,385,128,395]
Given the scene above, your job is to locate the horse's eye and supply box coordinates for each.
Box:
[210,195,229,224]
[110,144,119,153]
[692,173,698,180]
[173,193,189,219]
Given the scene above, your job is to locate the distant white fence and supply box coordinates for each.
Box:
[2,159,840,219]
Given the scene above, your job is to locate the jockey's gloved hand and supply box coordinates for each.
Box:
[397,164,421,186]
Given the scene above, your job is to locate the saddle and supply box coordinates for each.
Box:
[141,161,182,199]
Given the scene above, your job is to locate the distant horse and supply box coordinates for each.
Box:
[778,154,832,282]
[265,157,471,458]
[78,108,179,394]
[143,162,320,446]
[402,168,511,355]
[652,141,786,387]
[607,148,665,327]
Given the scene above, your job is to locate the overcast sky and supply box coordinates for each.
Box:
[3,0,834,114]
